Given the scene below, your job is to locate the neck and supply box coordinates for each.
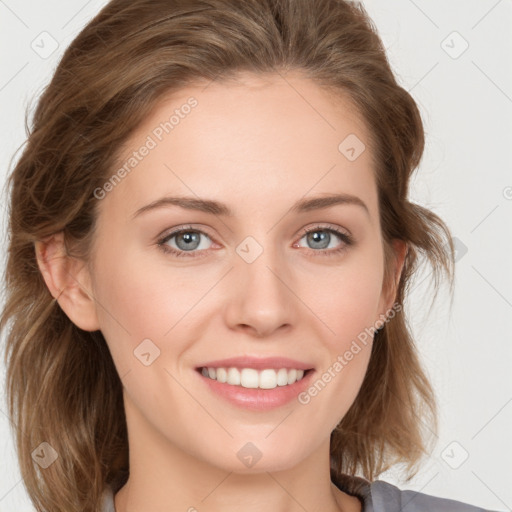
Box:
[113,395,360,512]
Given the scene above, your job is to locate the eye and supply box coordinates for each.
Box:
[157,226,214,257]
[294,225,354,256]
[156,224,354,258]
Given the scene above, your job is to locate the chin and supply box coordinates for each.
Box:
[199,436,310,474]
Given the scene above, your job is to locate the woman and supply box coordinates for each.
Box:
[0,1,501,511]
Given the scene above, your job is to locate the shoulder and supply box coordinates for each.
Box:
[369,479,500,512]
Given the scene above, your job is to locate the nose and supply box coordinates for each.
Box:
[223,241,298,338]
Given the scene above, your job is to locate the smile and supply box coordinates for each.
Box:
[199,366,308,389]
[195,364,315,410]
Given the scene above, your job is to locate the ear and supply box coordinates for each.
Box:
[34,232,100,332]
[377,239,408,319]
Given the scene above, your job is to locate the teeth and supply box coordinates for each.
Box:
[216,367,227,383]
[227,367,241,386]
[201,367,306,389]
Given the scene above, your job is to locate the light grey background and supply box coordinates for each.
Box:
[1,1,511,511]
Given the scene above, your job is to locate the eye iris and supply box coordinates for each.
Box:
[176,231,200,251]
[308,230,330,249]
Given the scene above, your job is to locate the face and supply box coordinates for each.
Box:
[86,71,396,474]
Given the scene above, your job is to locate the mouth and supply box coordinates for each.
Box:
[196,366,314,389]
[194,359,316,411]
[195,363,316,412]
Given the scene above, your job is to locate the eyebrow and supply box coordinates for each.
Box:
[131,193,370,219]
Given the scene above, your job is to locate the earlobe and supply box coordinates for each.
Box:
[377,239,408,324]
[34,232,100,332]
[389,239,407,304]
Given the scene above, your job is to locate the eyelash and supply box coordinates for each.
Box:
[156,224,354,259]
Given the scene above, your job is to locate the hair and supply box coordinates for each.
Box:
[1,0,455,510]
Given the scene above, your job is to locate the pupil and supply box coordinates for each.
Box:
[309,230,329,249]
[178,232,199,250]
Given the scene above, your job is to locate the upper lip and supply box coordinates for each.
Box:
[196,356,314,371]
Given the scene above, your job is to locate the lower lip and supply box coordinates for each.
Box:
[196,368,315,411]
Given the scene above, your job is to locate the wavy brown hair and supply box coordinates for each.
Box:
[1,0,455,510]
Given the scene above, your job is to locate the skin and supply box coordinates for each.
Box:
[36,71,406,512]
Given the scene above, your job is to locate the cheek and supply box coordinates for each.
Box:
[89,243,184,360]
[90,239,226,374]
[299,270,380,430]
[300,249,384,349]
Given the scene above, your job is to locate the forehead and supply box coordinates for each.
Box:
[100,71,378,221]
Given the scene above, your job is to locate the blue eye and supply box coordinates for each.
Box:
[157,224,354,258]
[157,226,212,257]
[296,226,353,254]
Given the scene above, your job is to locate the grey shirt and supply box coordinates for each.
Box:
[100,473,500,511]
